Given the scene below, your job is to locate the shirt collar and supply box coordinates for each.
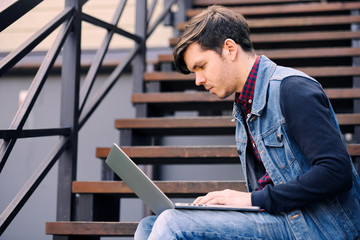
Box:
[235,56,261,110]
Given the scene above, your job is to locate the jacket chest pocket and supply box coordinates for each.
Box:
[262,126,295,170]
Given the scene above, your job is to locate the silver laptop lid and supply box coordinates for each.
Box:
[105,143,174,215]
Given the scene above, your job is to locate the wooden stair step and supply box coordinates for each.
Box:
[96,146,240,164]
[132,91,233,103]
[131,92,233,112]
[178,15,360,31]
[324,88,360,99]
[144,71,194,81]
[132,88,360,104]
[145,67,360,83]
[349,144,360,157]
[186,2,360,17]
[115,114,360,132]
[246,31,360,43]
[240,15,360,28]
[115,116,236,135]
[46,221,138,237]
[259,47,360,59]
[170,30,360,46]
[337,114,360,125]
[113,115,360,137]
[96,144,360,160]
[297,66,360,77]
[132,89,360,112]
[157,47,360,63]
[72,180,247,196]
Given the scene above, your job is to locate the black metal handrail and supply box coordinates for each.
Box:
[0,128,71,139]
[0,0,44,32]
[0,9,74,173]
[0,0,181,235]
[0,7,74,77]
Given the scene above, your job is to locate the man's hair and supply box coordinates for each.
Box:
[173,5,254,74]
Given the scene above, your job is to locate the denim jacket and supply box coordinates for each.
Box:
[233,55,360,239]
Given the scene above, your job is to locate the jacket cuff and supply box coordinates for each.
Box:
[251,190,267,210]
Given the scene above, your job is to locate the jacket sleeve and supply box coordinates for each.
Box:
[251,76,352,213]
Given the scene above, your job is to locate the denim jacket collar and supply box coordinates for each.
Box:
[251,55,277,117]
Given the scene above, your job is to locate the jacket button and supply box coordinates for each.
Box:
[289,213,302,220]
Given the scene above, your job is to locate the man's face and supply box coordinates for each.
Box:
[183,42,239,99]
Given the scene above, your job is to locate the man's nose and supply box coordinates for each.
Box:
[195,73,205,86]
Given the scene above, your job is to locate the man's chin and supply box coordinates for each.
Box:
[214,92,230,99]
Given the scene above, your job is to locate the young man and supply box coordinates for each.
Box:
[135,5,360,239]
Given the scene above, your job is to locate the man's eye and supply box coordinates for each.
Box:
[199,64,206,69]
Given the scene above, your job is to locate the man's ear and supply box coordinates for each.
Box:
[223,39,238,61]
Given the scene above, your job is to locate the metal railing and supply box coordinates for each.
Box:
[0,0,183,235]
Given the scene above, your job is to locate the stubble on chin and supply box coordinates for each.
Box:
[216,89,234,99]
[215,92,230,100]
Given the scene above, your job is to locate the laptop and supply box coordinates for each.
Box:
[105,143,260,215]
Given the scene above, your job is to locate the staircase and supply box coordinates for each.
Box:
[46,0,360,238]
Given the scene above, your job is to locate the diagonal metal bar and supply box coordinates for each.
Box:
[147,0,158,25]
[81,13,142,43]
[79,34,113,114]
[146,0,178,38]
[0,7,74,77]
[111,0,128,24]
[0,128,71,139]
[79,0,128,114]
[0,0,43,32]
[0,137,70,235]
[79,46,140,129]
[0,16,74,174]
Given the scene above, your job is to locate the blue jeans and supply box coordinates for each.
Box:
[134,209,320,239]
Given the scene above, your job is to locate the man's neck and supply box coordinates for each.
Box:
[236,52,258,92]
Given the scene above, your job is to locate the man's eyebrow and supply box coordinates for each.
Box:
[190,63,197,72]
[190,61,201,71]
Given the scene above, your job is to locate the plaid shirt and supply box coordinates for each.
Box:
[235,56,274,190]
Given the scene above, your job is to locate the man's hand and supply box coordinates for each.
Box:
[193,189,252,206]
